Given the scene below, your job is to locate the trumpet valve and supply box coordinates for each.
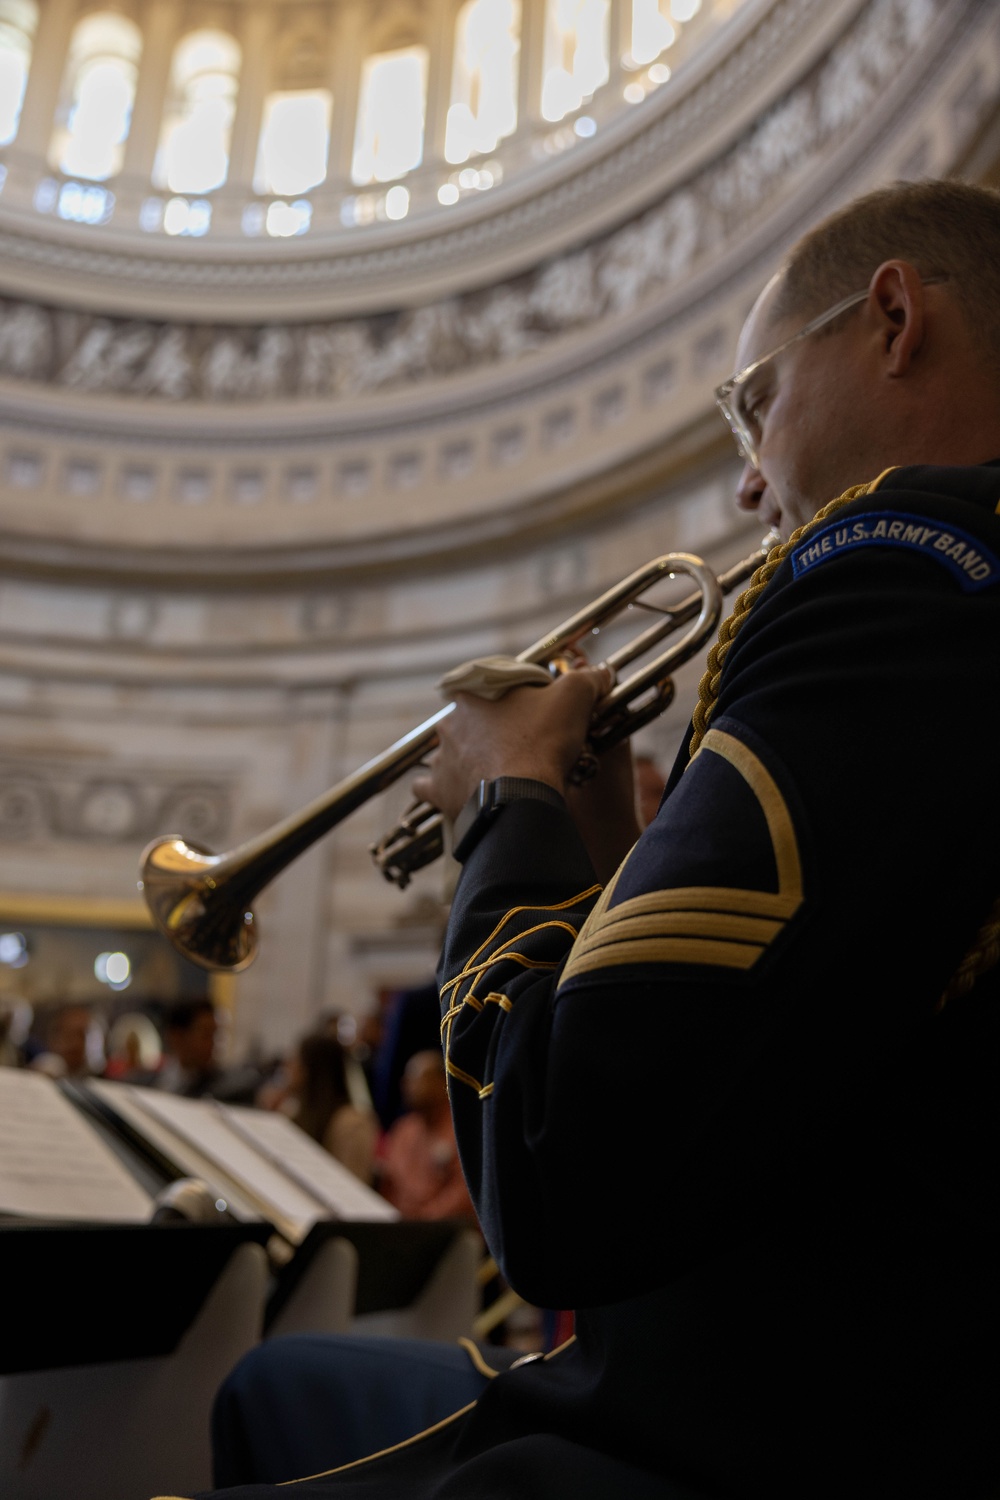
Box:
[370,801,445,889]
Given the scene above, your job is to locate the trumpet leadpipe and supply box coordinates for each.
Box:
[140,536,777,968]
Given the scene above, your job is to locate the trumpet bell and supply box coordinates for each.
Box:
[139,835,259,973]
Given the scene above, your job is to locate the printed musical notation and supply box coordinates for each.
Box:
[0,1070,152,1222]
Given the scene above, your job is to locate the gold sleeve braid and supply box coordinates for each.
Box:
[441,885,601,1097]
[685,468,997,1011]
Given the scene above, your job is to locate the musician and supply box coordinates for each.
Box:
[186,178,1000,1499]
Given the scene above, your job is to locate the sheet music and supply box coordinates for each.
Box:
[222,1105,398,1222]
[126,1088,325,1240]
[88,1080,264,1224]
[0,1070,152,1222]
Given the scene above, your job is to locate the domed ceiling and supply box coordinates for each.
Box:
[1,0,995,584]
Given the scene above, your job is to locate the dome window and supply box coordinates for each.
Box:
[50,11,142,181]
[541,0,609,123]
[445,0,520,166]
[255,89,332,197]
[352,45,428,185]
[155,29,241,196]
[0,0,37,148]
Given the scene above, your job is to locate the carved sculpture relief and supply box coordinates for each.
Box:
[0,757,231,846]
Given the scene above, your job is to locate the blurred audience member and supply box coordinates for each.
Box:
[378,1050,475,1222]
[0,999,22,1067]
[104,1012,162,1080]
[369,982,441,1130]
[255,1053,290,1112]
[634,753,667,828]
[137,998,258,1103]
[286,1033,378,1184]
[30,1003,95,1079]
[314,1009,377,1115]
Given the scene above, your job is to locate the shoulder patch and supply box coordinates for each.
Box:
[557,728,802,987]
[791,511,1000,591]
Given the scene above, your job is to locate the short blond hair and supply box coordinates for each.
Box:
[772,179,1000,362]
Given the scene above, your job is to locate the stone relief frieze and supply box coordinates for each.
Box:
[0,757,231,845]
[0,0,962,408]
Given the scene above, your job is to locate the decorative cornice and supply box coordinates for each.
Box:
[0,752,231,846]
[0,413,733,587]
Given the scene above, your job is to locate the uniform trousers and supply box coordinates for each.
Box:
[212,1335,493,1487]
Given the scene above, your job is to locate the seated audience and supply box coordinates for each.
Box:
[285,1033,378,1183]
[378,1050,476,1221]
[368,981,441,1129]
[0,1000,19,1067]
[135,998,258,1103]
[104,1011,162,1079]
[633,751,667,828]
[30,1003,94,1079]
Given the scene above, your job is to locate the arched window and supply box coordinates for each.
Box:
[50,11,142,180]
[0,0,38,147]
[446,0,520,164]
[541,0,609,122]
[155,29,241,195]
[255,90,332,196]
[629,0,678,65]
[352,45,428,185]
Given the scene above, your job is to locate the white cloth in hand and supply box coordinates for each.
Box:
[438,655,552,701]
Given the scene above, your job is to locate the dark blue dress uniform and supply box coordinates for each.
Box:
[190,463,1000,1500]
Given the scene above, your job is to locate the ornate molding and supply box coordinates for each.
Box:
[0,754,231,846]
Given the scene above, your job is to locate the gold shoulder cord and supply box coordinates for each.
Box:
[936,898,1000,1012]
[687,469,998,1011]
[689,476,886,759]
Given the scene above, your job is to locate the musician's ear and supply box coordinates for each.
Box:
[868,260,926,377]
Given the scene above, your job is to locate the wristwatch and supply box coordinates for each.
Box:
[451,777,566,862]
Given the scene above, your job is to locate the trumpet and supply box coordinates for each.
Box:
[139,537,776,973]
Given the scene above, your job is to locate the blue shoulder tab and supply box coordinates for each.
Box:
[791,511,1000,592]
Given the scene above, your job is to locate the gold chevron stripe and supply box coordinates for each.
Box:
[559,730,802,986]
[562,935,765,978]
[588,885,800,922]
[700,728,802,897]
[567,910,782,959]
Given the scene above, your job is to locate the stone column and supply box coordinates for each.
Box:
[423,0,459,168]
[518,0,547,129]
[225,3,273,196]
[13,0,78,168]
[329,1,365,186]
[121,0,182,186]
[610,0,631,77]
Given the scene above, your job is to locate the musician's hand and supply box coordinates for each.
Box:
[412,664,613,823]
[565,740,642,884]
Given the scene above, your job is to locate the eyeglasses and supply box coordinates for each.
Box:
[714,276,947,470]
